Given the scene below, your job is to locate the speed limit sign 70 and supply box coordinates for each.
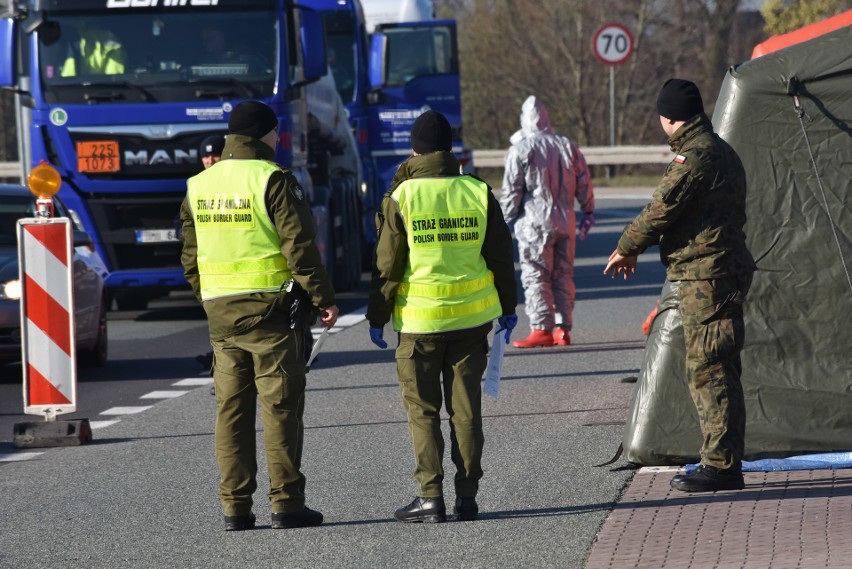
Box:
[593,23,634,65]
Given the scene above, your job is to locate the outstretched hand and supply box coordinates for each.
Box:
[603,249,638,280]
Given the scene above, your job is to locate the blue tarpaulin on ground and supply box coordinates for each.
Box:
[686,452,852,473]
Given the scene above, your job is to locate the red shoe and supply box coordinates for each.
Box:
[512,329,554,348]
[552,328,571,346]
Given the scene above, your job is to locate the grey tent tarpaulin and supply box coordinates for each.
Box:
[622,23,852,465]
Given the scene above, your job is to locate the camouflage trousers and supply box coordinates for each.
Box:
[676,274,752,470]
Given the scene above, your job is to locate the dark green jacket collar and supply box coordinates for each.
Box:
[668,113,713,152]
[406,151,461,177]
[221,134,276,161]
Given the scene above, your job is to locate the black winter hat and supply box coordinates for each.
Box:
[410,110,452,154]
[199,134,226,157]
[656,78,704,121]
[228,101,278,139]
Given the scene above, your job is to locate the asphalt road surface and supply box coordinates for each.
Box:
[0,194,666,569]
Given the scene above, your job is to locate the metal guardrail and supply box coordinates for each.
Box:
[0,145,673,177]
[0,161,21,178]
[473,145,673,168]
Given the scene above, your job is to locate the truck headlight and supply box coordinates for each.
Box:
[1,279,22,300]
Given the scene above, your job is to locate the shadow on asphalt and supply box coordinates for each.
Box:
[481,502,614,519]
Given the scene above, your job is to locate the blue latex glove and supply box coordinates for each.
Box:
[369,326,388,349]
[578,212,595,240]
[497,314,518,345]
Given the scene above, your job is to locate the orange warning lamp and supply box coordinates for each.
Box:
[27,162,62,199]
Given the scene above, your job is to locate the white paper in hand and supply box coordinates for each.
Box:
[483,328,506,399]
[306,327,330,370]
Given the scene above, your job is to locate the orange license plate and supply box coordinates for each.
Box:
[77,140,120,173]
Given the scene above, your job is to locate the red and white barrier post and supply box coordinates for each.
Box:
[12,163,91,448]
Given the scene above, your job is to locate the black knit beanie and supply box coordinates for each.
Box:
[228,101,278,139]
[410,110,452,154]
[656,78,704,121]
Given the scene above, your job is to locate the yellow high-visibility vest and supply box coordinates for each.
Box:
[61,31,126,77]
[391,175,501,333]
[187,159,292,300]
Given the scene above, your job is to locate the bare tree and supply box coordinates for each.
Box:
[438,0,768,152]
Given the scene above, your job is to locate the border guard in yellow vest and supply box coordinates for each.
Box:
[367,111,518,522]
[180,101,339,531]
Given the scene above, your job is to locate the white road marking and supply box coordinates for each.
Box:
[173,377,214,386]
[89,419,121,430]
[139,390,189,399]
[0,452,43,462]
[100,406,154,415]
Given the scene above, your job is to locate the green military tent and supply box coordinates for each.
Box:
[622,20,852,465]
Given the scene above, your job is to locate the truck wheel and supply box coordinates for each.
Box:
[329,194,348,291]
[346,183,363,287]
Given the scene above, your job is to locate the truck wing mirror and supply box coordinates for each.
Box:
[0,18,16,88]
[73,229,94,249]
[297,6,327,84]
[368,33,387,90]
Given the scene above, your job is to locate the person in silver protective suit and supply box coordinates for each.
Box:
[500,95,595,348]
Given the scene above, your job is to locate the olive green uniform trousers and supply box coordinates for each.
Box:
[677,274,752,470]
[395,325,490,499]
[211,309,307,517]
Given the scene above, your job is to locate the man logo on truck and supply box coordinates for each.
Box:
[124,149,198,166]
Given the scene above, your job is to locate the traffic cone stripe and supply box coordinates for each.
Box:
[24,275,72,355]
[27,363,72,405]
[24,223,69,268]
[22,227,71,311]
[25,321,74,403]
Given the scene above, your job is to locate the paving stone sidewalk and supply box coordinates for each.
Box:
[586,467,852,568]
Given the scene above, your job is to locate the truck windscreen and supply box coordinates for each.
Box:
[37,10,277,104]
[384,25,455,87]
[321,10,357,103]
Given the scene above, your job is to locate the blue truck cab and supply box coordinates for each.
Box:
[301,0,467,250]
[0,0,327,310]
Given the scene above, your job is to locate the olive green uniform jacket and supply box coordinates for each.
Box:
[366,151,517,330]
[617,113,755,280]
[180,135,335,340]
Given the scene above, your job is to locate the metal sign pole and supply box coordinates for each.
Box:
[609,66,615,178]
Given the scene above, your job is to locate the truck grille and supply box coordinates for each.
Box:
[85,192,185,271]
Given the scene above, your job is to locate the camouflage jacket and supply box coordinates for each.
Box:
[180,135,335,340]
[617,113,755,281]
[366,151,517,328]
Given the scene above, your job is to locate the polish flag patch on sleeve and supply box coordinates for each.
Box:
[674,154,687,164]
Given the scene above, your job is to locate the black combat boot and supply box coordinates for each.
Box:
[271,507,324,529]
[453,496,479,521]
[394,496,447,523]
[224,512,255,531]
[670,465,745,492]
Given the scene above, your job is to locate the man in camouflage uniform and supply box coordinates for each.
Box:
[604,79,755,492]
